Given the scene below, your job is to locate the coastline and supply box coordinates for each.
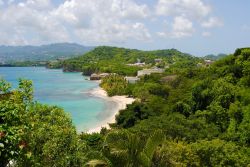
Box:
[87,86,135,133]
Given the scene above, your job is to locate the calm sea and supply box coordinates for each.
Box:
[0,67,108,132]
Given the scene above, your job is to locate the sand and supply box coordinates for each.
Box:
[87,87,135,133]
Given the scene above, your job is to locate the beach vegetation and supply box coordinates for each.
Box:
[100,75,128,96]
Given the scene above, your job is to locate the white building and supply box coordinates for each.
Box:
[127,62,146,67]
[204,59,213,65]
[125,76,140,84]
[154,58,162,63]
[137,68,164,77]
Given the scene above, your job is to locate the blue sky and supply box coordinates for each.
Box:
[0,0,249,56]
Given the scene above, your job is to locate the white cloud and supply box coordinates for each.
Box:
[201,17,223,28]
[114,0,150,19]
[155,0,222,39]
[75,22,151,43]
[0,0,223,45]
[202,31,211,37]
[55,0,149,23]
[0,0,151,45]
[157,16,195,38]
[0,0,69,45]
[53,0,151,43]
[156,0,211,19]
[171,16,195,38]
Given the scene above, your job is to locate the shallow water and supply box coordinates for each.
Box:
[0,67,109,132]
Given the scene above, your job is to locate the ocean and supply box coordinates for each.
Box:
[0,67,110,132]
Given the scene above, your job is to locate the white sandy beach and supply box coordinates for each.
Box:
[87,87,135,133]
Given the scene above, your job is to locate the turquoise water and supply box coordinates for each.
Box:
[0,67,108,132]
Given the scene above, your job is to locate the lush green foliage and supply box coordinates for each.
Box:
[100,75,128,96]
[102,130,165,167]
[2,47,250,166]
[0,80,86,166]
[111,48,250,165]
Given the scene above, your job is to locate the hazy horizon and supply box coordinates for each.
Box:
[0,42,232,57]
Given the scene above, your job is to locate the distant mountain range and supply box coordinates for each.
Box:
[0,43,94,63]
[0,42,228,64]
[203,53,227,60]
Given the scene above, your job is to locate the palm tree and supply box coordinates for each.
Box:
[83,150,111,167]
[102,130,165,167]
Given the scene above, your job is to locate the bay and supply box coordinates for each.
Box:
[0,67,108,132]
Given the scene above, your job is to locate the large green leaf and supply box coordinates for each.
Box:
[138,130,165,167]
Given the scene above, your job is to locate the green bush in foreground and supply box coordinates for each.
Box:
[0,79,86,167]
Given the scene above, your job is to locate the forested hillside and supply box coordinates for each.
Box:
[103,47,250,166]
[49,46,199,76]
[1,47,250,166]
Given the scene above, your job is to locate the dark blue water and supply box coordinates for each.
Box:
[0,67,107,132]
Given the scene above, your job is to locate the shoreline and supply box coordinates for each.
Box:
[87,86,135,133]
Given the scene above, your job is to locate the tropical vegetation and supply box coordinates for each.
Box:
[1,47,250,166]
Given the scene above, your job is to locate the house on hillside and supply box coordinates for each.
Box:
[154,58,162,63]
[90,73,110,80]
[125,76,140,84]
[137,68,164,77]
[197,60,214,68]
[127,62,146,67]
[204,59,214,66]
[90,73,101,80]
[127,58,146,67]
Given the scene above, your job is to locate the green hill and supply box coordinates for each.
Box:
[51,46,199,76]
